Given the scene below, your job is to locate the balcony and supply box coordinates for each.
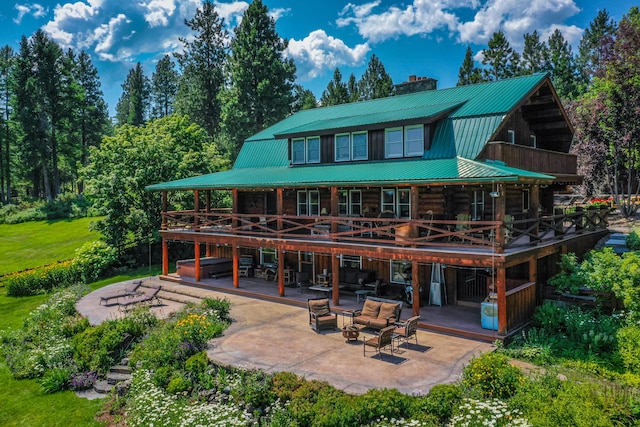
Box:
[161,207,608,253]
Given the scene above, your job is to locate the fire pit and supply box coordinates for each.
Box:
[342,324,362,342]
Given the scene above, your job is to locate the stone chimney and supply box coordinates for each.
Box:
[395,75,437,95]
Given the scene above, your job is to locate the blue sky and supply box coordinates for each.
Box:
[0,0,635,117]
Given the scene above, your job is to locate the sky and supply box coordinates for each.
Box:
[0,0,635,117]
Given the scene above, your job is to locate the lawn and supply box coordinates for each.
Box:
[0,217,102,276]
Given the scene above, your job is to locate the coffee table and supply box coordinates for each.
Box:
[341,324,365,342]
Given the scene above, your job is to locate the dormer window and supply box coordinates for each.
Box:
[508,129,515,144]
[335,131,368,162]
[292,136,320,164]
[385,125,424,158]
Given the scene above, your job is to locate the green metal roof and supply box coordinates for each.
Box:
[146,157,554,191]
[233,139,290,169]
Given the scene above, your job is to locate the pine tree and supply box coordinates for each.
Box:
[0,45,14,203]
[116,62,150,126]
[347,73,360,102]
[457,45,483,86]
[521,31,549,74]
[576,9,617,95]
[292,84,317,112]
[221,0,295,157]
[152,55,178,118]
[320,68,349,106]
[358,54,394,100]
[482,31,521,81]
[547,29,578,100]
[175,1,227,136]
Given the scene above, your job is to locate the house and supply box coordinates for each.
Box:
[147,73,607,337]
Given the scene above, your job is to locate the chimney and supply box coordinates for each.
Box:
[394,76,438,95]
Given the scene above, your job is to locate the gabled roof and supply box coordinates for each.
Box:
[148,73,560,191]
[146,157,553,191]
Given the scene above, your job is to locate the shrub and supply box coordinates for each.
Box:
[70,370,98,391]
[549,252,584,294]
[617,326,640,373]
[4,260,82,296]
[448,398,531,427]
[462,352,525,399]
[410,383,464,424]
[166,373,193,394]
[41,367,72,393]
[184,351,209,375]
[532,301,566,333]
[627,231,640,251]
[356,388,413,424]
[72,240,118,283]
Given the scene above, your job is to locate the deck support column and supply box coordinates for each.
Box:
[205,191,211,257]
[232,189,238,231]
[330,187,338,236]
[530,184,540,244]
[162,237,168,275]
[278,250,285,297]
[332,253,340,306]
[410,186,419,247]
[412,260,420,317]
[496,265,507,335]
[194,190,200,232]
[232,245,239,288]
[161,191,167,231]
[276,188,283,238]
[495,184,506,253]
[194,241,201,282]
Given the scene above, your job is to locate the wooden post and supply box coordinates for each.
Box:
[161,191,167,230]
[495,184,506,253]
[232,245,239,288]
[231,189,238,232]
[530,184,540,243]
[194,190,200,232]
[276,188,283,238]
[496,265,507,335]
[332,254,340,306]
[205,190,211,257]
[412,260,420,317]
[330,187,339,236]
[410,186,419,246]
[194,241,201,282]
[278,250,285,297]
[162,237,168,275]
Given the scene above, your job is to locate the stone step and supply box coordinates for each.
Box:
[110,365,132,374]
[106,371,132,385]
[156,289,203,305]
[93,379,114,394]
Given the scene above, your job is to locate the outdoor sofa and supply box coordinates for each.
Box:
[351,296,403,330]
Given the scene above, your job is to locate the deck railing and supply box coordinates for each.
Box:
[162,207,608,251]
[505,281,537,332]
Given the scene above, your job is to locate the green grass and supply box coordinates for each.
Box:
[0,217,102,276]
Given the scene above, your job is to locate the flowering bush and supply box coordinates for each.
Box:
[126,369,252,427]
[448,398,531,427]
[589,197,613,208]
[4,260,82,296]
[70,370,98,391]
[462,353,524,399]
[175,313,219,347]
[72,240,117,283]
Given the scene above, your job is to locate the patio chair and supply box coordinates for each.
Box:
[100,279,143,305]
[363,325,395,358]
[394,315,420,347]
[265,262,278,281]
[118,285,161,311]
[307,297,338,333]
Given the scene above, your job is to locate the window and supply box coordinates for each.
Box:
[530,134,537,148]
[260,248,276,267]
[522,188,530,211]
[390,260,410,284]
[381,188,411,218]
[335,133,350,162]
[352,132,368,160]
[507,129,515,144]
[385,128,403,158]
[338,190,362,216]
[307,136,320,163]
[297,190,320,216]
[472,190,485,221]
[340,255,362,269]
[292,138,305,164]
[291,136,320,164]
[385,125,424,158]
[405,125,424,157]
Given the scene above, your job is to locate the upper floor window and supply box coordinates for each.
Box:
[297,190,320,216]
[530,134,537,148]
[335,131,368,162]
[385,125,424,158]
[507,129,515,144]
[292,136,320,164]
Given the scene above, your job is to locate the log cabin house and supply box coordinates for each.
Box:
[147,73,607,338]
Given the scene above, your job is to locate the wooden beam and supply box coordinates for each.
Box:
[162,237,168,275]
[410,186,419,244]
[278,250,285,297]
[161,191,167,230]
[331,187,339,235]
[496,265,507,335]
[276,188,283,238]
[332,254,340,306]
[194,190,200,231]
[232,245,239,288]
[412,260,420,317]
[194,241,201,282]
[232,189,238,230]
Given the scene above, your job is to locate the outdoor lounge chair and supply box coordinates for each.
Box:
[307,297,337,333]
[394,315,420,347]
[363,325,395,358]
[100,279,143,305]
[118,285,161,311]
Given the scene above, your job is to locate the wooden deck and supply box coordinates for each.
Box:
[159,273,505,342]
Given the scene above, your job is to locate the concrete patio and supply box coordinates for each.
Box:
[77,277,495,395]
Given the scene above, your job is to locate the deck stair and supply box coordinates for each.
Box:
[93,358,133,394]
[139,281,205,305]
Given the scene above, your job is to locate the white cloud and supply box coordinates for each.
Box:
[287,29,370,81]
[456,0,581,45]
[268,7,290,22]
[14,3,47,24]
[213,1,248,26]
[139,0,176,28]
[541,24,583,47]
